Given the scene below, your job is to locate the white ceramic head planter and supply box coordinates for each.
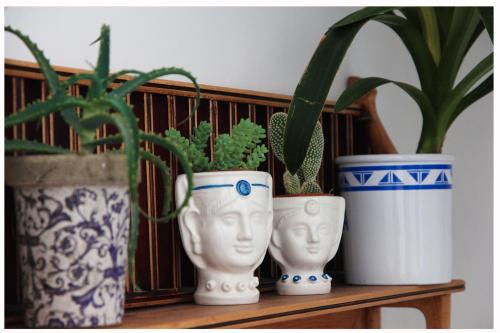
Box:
[269,195,345,295]
[175,171,273,305]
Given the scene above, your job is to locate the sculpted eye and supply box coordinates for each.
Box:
[292,225,307,236]
[250,212,264,224]
[318,224,331,234]
[221,213,239,226]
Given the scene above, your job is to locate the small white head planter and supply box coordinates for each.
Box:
[175,171,273,305]
[269,195,345,295]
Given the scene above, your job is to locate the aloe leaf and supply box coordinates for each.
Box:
[5,96,88,128]
[477,7,493,41]
[94,25,110,80]
[432,8,481,105]
[5,139,71,154]
[60,73,99,89]
[5,26,60,94]
[140,132,193,218]
[418,7,441,65]
[108,70,145,85]
[438,53,493,132]
[138,149,172,223]
[335,77,435,122]
[373,14,436,96]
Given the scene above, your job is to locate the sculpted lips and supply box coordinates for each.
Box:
[234,243,254,254]
[306,246,320,254]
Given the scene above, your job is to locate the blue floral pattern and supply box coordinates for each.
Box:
[14,186,130,328]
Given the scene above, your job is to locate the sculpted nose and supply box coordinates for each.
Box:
[237,216,253,241]
[308,229,320,244]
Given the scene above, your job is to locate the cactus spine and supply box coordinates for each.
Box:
[270,112,324,194]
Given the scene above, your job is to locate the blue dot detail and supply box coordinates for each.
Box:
[292,275,301,283]
[236,180,251,196]
[281,274,289,282]
[308,275,317,282]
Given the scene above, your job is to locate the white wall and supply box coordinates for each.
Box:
[5,7,493,328]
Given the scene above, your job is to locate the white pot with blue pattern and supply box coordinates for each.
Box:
[336,154,454,285]
[175,171,273,305]
[5,154,130,327]
[269,194,345,295]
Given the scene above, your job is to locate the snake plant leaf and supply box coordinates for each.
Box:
[5,26,60,95]
[398,7,423,31]
[332,7,398,28]
[455,74,493,117]
[5,139,71,154]
[434,7,454,45]
[139,132,194,219]
[477,7,493,41]
[5,96,88,128]
[373,14,436,95]
[438,52,493,132]
[418,7,441,65]
[334,77,435,122]
[432,7,481,105]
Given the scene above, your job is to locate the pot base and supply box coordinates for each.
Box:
[276,273,333,296]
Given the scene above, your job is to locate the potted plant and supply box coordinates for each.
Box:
[268,112,345,295]
[4,25,200,327]
[282,7,493,284]
[171,119,273,305]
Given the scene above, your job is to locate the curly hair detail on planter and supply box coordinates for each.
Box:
[4,25,200,327]
[283,7,493,285]
[268,112,345,296]
[172,119,273,305]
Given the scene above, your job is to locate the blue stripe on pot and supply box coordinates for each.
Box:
[193,182,269,191]
[338,164,452,192]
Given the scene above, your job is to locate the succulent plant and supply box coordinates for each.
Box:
[4,24,201,286]
[165,118,268,172]
[270,112,323,194]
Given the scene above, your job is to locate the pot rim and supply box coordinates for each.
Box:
[274,193,335,198]
[5,153,130,187]
[335,154,454,165]
[178,170,272,178]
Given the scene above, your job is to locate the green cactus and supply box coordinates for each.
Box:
[165,118,268,172]
[270,112,324,194]
[4,24,202,289]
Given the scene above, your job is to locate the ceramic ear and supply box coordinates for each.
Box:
[328,196,346,260]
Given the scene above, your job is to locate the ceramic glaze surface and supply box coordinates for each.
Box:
[175,171,273,305]
[270,196,345,295]
[336,154,453,285]
[14,186,130,327]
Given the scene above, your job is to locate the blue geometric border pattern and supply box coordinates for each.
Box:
[338,164,452,192]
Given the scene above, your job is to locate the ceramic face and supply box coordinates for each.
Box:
[276,210,336,270]
[192,192,271,272]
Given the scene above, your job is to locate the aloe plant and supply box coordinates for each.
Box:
[4,25,201,284]
[284,7,493,174]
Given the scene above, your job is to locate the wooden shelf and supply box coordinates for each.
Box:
[119,279,465,329]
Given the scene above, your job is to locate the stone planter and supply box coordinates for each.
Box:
[336,154,453,285]
[5,154,130,327]
[269,194,345,295]
[175,171,273,305]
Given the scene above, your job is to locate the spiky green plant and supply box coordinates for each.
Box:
[165,119,268,171]
[270,112,323,194]
[4,25,201,285]
[283,7,493,174]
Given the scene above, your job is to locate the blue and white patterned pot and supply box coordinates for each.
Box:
[6,155,130,327]
[336,154,454,285]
